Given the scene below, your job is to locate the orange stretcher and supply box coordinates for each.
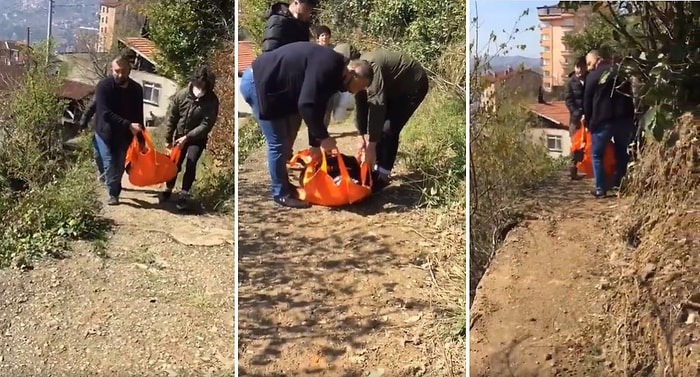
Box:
[288,149,373,207]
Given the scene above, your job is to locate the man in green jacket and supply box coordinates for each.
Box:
[160,65,220,210]
[352,49,429,192]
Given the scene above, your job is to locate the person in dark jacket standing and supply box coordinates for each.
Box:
[564,57,587,179]
[159,65,219,211]
[583,50,635,198]
[94,57,144,205]
[240,41,373,208]
[353,49,429,192]
[261,0,313,53]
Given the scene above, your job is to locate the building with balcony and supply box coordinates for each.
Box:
[537,5,588,92]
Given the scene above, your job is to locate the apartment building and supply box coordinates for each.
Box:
[537,5,586,92]
[97,0,144,53]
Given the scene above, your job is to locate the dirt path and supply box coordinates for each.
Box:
[470,174,623,377]
[238,122,455,376]
[0,176,234,377]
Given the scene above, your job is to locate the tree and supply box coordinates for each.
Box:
[559,1,700,141]
[562,14,618,61]
[147,0,234,82]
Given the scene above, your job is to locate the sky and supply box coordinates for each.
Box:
[470,0,554,58]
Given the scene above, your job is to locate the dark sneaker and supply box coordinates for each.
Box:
[158,191,172,203]
[569,167,582,180]
[590,189,606,199]
[107,197,119,206]
[371,172,390,193]
[176,196,189,211]
[274,195,311,209]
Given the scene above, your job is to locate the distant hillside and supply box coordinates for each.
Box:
[471,55,542,74]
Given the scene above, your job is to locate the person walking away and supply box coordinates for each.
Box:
[261,0,313,53]
[94,57,144,205]
[564,57,587,180]
[583,50,635,198]
[159,65,220,211]
[353,49,429,192]
[239,41,372,208]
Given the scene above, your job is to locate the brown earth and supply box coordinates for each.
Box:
[0,176,235,377]
[470,170,700,376]
[237,121,465,377]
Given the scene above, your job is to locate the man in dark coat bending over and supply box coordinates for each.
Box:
[94,57,144,205]
[261,0,313,52]
[239,41,373,208]
[353,49,429,192]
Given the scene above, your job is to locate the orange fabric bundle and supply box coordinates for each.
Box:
[125,129,182,187]
[288,149,373,207]
[570,125,616,179]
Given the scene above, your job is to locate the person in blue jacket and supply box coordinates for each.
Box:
[240,41,372,208]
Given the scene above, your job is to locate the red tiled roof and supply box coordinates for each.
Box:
[59,80,95,100]
[529,101,570,130]
[237,41,255,75]
[120,37,159,64]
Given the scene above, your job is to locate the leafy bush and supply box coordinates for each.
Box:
[401,92,466,208]
[0,47,109,266]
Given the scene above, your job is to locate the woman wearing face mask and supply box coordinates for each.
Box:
[160,65,220,211]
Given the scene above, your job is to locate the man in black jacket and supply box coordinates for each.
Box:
[261,0,313,52]
[583,50,635,198]
[564,57,587,179]
[239,41,372,208]
[94,57,144,205]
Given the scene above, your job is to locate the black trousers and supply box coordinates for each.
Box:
[376,76,429,172]
[166,143,205,192]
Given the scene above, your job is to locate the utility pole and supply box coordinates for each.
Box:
[26,27,30,46]
[46,0,54,64]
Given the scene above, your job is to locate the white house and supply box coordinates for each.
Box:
[528,101,572,158]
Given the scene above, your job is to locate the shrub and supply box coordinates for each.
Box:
[0,47,109,266]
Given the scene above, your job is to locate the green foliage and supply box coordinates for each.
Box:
[560,1,700,142]
[0,47,109,267]
[401,92,466,208]
[238,118,265,162]
[562,14,618,60]
[147,0,234,82]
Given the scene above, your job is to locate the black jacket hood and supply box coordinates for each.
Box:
[266,2,291,18]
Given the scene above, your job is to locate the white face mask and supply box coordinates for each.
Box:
[192,86,205,98]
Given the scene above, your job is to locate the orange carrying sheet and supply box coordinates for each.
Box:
[125,129,182,187]
[288,149,373,207]
[570,125,616,179]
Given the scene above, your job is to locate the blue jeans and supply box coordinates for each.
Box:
[239,68,301,199]
[92,134,105,179]
[93,134,127,198]
[590,119,634,192]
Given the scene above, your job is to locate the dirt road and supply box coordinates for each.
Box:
[0,176,234,377]
[237,122,461,376]
[470,174,620,377]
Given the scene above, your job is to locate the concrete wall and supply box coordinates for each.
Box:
[529,127,571,159]
[130,70,179,120]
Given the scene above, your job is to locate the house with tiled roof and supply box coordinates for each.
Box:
[480,67,542,111]
[236,40,257,116]
[117,36,178,120]
[528,101,573,158]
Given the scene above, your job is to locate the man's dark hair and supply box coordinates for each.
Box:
[575,57,586,69]
[191,65,216,92]
[348,59,373,83]
[315,25,331,37]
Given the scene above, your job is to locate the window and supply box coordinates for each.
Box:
[562,18,575,27]
[143,81,161,105]
[544,82,552,89]
[541,34,550,41]
[101,6,106,13]
[546,134,563,152]
[544,46,550,52]
[543,70,550,77]
[542,59,550,66]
